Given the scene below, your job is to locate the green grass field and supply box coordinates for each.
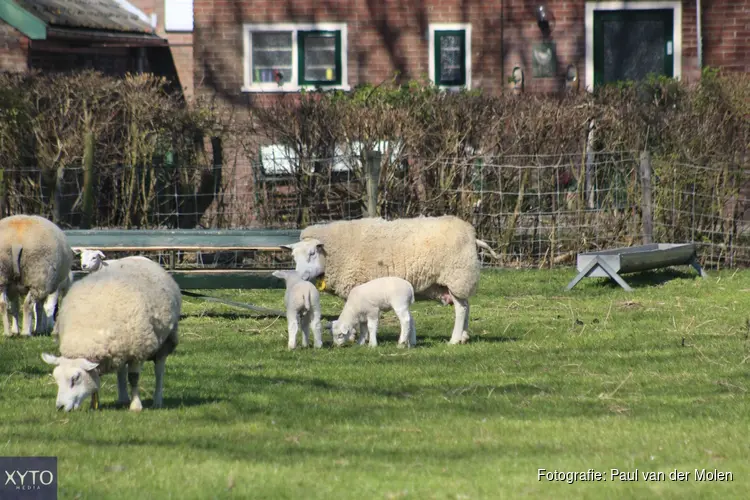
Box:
[1,267,749,499]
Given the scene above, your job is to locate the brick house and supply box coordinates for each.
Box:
[194,0,749,98]
[0,0,194,95]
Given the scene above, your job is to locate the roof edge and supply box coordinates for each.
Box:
[0,0,46,40]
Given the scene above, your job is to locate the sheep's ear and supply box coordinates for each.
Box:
[271,270,283,279]
[280,243,296,251]
[72,248,82,255]
[95,250,105,258]
[41,353,60,366]
[78,359,99,371]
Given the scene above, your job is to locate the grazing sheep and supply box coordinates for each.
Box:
[272,270,323,350]
[0,215,74,337]
[283,215,498,345]
[330,276,416,348]
[41,256,181,412]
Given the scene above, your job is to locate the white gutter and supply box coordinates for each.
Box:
[696,0,703,70]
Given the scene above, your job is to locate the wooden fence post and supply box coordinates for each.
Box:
[640,150,653,244]
[81,129,95,229]
[0,168,6,218]
[365,150,382,218]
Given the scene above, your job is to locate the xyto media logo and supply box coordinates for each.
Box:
[0,457,57,500]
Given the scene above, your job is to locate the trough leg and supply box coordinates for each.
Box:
[594,257,634,292]
[449,293,470,344]
[128,362,143,412]
[116,364,130,406]
[565,259,600,291]
[153,356,166,409]
[690,256,708,278]
[565,257,633,292]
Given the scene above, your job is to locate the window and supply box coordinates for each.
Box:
[585,2,682,90]
[429,24,471,89]
[242,23,348,92]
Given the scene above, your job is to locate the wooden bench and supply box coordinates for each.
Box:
[64,229,301,292]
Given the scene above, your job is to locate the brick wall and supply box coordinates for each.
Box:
[194,0,749,100]
[0,23,29,72]
[129,0,195,98]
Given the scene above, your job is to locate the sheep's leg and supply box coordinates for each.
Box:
[152,356,166,409]
[116,364,130,406]
[300,311,311,348]
[8,295,19,336]
[311,308,323,348]
[0,290,11,337]
[34,301,46,335]
[449,293,470,345]
[287,312,299,350]
[127,362,143,412]
[366,316,379,347]
[394,306,413,348]
[357,321,368,345]
[410,316,417,347]
[21,291,37,336]
[43,291,59,333]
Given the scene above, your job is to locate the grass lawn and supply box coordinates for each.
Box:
[1,266,749,499]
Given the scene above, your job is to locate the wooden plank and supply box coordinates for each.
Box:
[64,229,301,249]
[71,269,288,290]
[69,246,291,252]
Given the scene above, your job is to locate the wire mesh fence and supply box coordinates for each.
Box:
[2,149,749,269]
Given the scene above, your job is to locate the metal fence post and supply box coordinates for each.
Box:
[365,150,382,218]
[640,150,653,244]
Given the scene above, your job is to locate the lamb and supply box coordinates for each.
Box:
[272,269,323,350]
[0,215,74,337]
[75,248,150,272]
[330,276,416,348]
[282,215,498,345]
[41,256,181,412]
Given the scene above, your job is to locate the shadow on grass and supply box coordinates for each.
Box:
[181,311,340,321]
[97,395,223,411]
[591,267,701,290]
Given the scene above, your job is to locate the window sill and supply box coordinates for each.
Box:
[241,84,351,93]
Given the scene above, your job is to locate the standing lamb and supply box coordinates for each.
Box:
[41,256,181,412]
[330,276,416,348]
[0,215,74,337]
[272,270,323,350]
[282,215,498,345]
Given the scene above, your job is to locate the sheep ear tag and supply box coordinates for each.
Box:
[315,278,326,292]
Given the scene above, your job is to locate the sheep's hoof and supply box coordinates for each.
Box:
[397,342,408,349]
[129,399,143,412]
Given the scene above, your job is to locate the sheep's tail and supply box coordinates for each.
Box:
[11,244,22,279]
[475,239,500,260]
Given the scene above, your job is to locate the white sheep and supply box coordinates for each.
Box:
[41,256,181,412]
[272,269,323,350]
[330,276,416,348]
[0,215,74,337]
[282,215,498,345]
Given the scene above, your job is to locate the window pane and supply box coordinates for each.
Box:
[602,13,667,83]
[439,34,463,83]
[252,32,293,83]
[303,34,337,82]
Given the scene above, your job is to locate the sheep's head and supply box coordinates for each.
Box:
[281,239,325,282]
[330,320,355,347]
[77,249,106,272]
[41,353,100,411]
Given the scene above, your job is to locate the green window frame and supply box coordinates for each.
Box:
[593,9,674,88]
[434,30,466,87]
[298,30,343,87]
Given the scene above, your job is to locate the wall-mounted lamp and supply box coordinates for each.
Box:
[565,64,579,92]
[536,5,551,37]
[509,66,524,93]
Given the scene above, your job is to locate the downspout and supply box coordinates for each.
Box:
[500,0,505,90]
[696,0,703,71]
